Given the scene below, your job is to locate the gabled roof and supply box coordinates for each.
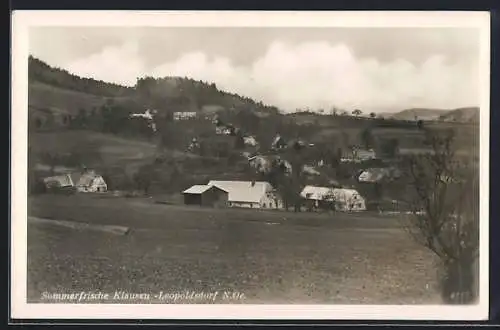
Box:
[301,185,363,201]
[358,168,388,183]
[271,134,287,148]
[43,174,73,187]
[183,184,228,194]
[208,180,274,203]
[69,170,104,188]
[300,185,334,201]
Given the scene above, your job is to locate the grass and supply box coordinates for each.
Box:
[29,81,109,115]
[27,194,442,304]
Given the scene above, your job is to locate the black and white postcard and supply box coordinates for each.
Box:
[10,10,490,321]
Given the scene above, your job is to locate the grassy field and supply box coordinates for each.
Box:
[27,194,442,304]
[29,81,109,115]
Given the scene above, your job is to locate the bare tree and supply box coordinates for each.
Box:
[352,109,363,117]
[405,128,479,304]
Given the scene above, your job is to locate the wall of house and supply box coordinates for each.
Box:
[260,194,283,209]
[336,194,366,211]
[202,189,228,207]
[228,201,259,208]
[76,176,108,193]
[184,193,202,205]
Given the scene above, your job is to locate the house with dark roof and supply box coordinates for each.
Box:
[182,184,228,207]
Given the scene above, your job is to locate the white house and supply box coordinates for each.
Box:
[332,188,366,211]
[208,180,282,209]
[173,111,197,121]
[43,170,107,193]
[69,170,108,193]
[129,109,157,132]
[358,167,402,183]
[271,134,287,150]
[43,174,74,189]
[341,148,377,163]
[129,109,156,120]
[215,125,234,135]
[300,185,366,212]
[358,168,388,183]
[243,136,259,147]
[302,165,320,176]
[247,155,292,175]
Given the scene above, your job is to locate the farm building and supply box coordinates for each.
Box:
[271,134,287,150]
[129,109,156,120]
[70,170,108,193]
[243,136,259,147]
[43,169,108,193]
[208,180,283,209]
[300,185,366,212]
[182,185,229,207]
[43,174,74,190]
[358,167,402,183]
[173,111,197,121]
[248,155,292,175]
[342,148,377,163]
[302,164,320,176]
[358,168,389,183]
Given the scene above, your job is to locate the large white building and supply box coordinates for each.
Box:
[208,180,282,209]
[300,185,366,211]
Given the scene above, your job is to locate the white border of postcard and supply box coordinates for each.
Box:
[11,10,490,321]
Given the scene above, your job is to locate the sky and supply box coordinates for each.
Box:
[29,27,480,113]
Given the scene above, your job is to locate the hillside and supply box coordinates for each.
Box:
[28,56,479,199]
[28,56,280,123]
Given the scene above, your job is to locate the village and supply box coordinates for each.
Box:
[39,107,413,214]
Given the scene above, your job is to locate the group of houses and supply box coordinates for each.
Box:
[182,180,367,212]
[42,168,108,193]
[212,115,259,147]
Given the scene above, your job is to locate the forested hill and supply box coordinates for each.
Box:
[28,56,134,98]
[28,56,281,119]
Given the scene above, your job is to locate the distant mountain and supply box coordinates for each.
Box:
[437,107,479,123]
[389,107,479,123]
[389,108,449,121]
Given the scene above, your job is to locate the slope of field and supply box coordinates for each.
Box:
[28,194,441,304]
[29,81,111,115]
[28,130,159,175]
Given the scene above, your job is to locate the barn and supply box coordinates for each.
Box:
[300,185,366,212]
[207,180,283,209]
[182,185,229,207]
[70,170,108,193]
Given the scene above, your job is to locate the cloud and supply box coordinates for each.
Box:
[65,42,145,86]
[63,40,479,113]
